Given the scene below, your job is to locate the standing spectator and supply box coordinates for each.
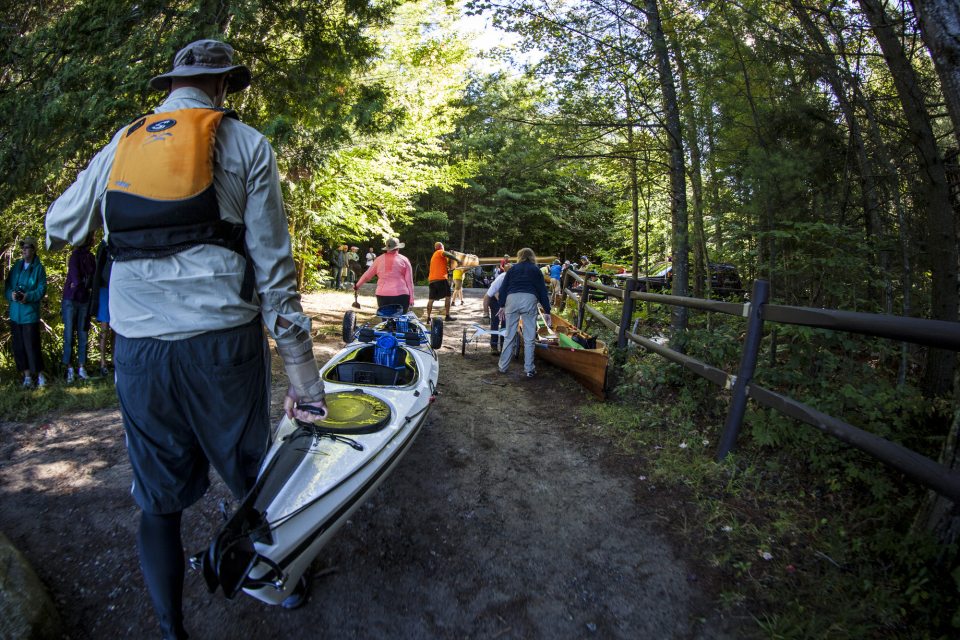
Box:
[497,247,551,378]
[339,245,350,288]
[331,245,345,289]
[346,246,360,284]
[5,237,47,387]
[452,266,465,306]
[425,241,460,323]
[92,239,116,377]
[580,255,597,285]
[61,234,96,381]
[549,259,563,302]
[482,263,510,356]
[355,237,415,312]
[365,247,376,268]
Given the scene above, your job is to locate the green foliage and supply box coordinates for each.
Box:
[1,0,398,211]
[399,72,621,265]
[578,297,960,636]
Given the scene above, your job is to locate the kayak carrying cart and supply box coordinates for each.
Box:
[460,324,520,358]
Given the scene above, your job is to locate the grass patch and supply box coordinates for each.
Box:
[0,377,119,423]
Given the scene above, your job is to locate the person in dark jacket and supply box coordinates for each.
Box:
[92,239,115,377]
[331,245,346,289]
[497,248,551,377]
[62,235,96,381]
[5,236,48,387]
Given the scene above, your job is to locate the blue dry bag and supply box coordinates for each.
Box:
[374,334,400,368]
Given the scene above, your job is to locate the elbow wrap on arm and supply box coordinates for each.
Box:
[275,331,326,404]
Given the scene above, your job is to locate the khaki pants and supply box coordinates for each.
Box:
[498,292,539,374]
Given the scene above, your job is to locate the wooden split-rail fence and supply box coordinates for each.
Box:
[558,268,960,503]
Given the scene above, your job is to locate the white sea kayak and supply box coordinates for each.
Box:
[193,307,441,605]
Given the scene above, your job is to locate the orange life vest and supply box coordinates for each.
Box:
[103,108,253,300]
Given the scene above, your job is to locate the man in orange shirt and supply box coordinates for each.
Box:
[426,241,460,322]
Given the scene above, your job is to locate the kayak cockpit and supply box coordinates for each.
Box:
[323,343,419,387]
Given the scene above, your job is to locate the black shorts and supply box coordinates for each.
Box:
[376,294,410,313]
[428,279,451,300]
[115,318,270,514]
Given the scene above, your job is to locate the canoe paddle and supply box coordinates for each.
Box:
[352,288,361,310]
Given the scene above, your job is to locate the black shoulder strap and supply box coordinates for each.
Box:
[214,108,240,121]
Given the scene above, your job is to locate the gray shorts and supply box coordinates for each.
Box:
[115,318,271,514]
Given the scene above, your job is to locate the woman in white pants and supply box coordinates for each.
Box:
[496,248,552,377]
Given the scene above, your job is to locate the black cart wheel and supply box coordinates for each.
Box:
[461,326,468,356]
[430,317,443,349]
[342,311,357,343]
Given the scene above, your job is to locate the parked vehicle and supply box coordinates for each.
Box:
[612,262,743,295]
[471,265,497,288]
[566,270,609,302]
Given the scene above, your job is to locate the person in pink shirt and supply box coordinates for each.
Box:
[355,237,415,312]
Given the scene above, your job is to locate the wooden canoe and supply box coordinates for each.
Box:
[531,313,608,400]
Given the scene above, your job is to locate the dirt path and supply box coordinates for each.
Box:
[0,287,737,639]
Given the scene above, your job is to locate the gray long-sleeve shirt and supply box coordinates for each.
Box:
[45,87,309,341]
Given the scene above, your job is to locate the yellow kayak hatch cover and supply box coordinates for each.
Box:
[316,391,392,434]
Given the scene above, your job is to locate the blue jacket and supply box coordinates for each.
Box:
[498,261,551,312]
[5,259,47,324]
[549,264,563,279]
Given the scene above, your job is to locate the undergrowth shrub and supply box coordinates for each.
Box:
[564,297,960,637]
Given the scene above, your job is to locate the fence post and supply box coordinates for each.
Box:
[577,274,590,329]
[618,278,636,349]
[717,279,769,461]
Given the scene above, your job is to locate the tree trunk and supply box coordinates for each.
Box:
[674,39,706,300]
[910,0,960,148]
[793,0,890,314]
[641,176,652,316]
[627,90,640,279]
[646,0,689,345]
[460,184,467,252]
[706,115,723,255]
[858,92,913,386]
[911,371,960,544]
[723,5,778,361]
[860,0,958,397]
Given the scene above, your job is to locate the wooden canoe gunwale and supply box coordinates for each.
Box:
[532,313,608,400]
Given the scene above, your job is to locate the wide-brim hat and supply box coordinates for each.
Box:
[383,237,405,251]
[20,236,38,250]
[150,40,251,94]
